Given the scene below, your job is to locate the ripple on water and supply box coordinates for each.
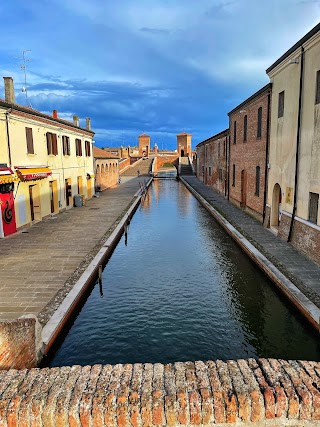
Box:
[44,180,320,367]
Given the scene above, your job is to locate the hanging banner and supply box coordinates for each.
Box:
[0,184,17,237]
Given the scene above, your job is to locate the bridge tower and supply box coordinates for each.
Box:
[138,133,150,157]
[177,132,192,157]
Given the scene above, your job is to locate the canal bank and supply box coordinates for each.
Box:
[181,176,320,330]
[0,177,152,369]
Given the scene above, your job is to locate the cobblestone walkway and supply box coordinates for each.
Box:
[183,176,320,307]
[0,178,144,323]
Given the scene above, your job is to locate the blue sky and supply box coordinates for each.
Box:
[0,1,319,150]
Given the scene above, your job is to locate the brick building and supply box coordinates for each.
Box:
[177,132,192,157]
[265,23,320,264]
[138,133,150,157]
[93,147,119,191]
[228,84,272,222]
[195,129,229,196]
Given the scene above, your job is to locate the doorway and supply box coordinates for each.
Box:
[49,180,59,214]
[241,170,247,207]
[77,176,83,195]
[29,184,41,222]
[65,178,72,207]
[181,149,185,157]
[271,183,282,228]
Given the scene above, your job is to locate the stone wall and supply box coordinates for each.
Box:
[0,317,38,369]
[1,358,320,425]
[119,158,131,173]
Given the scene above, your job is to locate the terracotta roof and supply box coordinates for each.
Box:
[93,146,119,159]
[0,98,94,135]
[177,132,191,136]
[138,133,150,137]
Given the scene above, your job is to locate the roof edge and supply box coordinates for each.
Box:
[196,128,229,148]
[266,23,320,74]
[228,83,272,117]
[0,100,95,135]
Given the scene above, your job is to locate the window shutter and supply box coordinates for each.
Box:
[52,133,58,155]
[46,133,52,155]
[26,127,34,154]
[278,91,284,118]
[67,137,70,155]
[316,70,320,105]
[255,166,260,196]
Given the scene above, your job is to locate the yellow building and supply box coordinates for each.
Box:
[266,23,320,264]
[0,77,95,236]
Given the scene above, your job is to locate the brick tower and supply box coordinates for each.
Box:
[138,134,150,157]
[177,132,192,157]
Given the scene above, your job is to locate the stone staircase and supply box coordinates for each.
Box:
[121,158,153,176]
[180,157,193,175]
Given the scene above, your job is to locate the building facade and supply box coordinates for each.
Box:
[265,24,320,264]
[138,134,150,157]
[228,84,272,222]
[195,129,229,196]
[0,77,94,237]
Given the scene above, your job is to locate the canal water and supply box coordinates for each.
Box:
[44,179,320,367]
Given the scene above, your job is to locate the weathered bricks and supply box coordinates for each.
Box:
[1,358,320,426]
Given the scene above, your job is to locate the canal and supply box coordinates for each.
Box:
[44,179,320,367]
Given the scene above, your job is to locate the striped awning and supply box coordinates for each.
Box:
[0,167,18,184]
[15,166,52,182]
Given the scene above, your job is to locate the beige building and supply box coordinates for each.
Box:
[0,77,95,237]
[266,23,320,264]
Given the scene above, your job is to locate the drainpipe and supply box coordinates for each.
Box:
[5,109,12,167]
[288,46,304,242]
[262,90,271,223]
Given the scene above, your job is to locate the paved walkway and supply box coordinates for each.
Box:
[0,178,144,324]
[182,176,320,307]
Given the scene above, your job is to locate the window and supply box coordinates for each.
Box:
[233,121,237,144]
[316,70,320,104]
[46,132,58,155]
[257,107,262,138]
[25,127,34,154]
[62,136,70,156]
[75,138,82,156]
[208,166,212,176]
[85,140,91,157]
[232,164,235,186]
[278,91,285,118]
[255,166,260,196]
[243,115,247,143]
[308,192,319,224]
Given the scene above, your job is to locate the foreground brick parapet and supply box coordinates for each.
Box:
[1,359,320,426]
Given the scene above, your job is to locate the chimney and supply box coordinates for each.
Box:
[73,115,79,127]
[53,110,58,118]
[3,77,16,104]
[86,117,91,130]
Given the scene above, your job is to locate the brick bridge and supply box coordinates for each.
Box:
[153,154,179,174]
[1,358,320,426]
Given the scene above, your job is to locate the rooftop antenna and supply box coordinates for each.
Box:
[20,50,32,107]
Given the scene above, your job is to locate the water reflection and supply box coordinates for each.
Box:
[44,180,320,367]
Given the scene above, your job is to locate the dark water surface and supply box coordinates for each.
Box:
[45,180,320,367]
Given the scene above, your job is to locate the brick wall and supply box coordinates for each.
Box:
[1,358,320,425]
[119,158,131,173]
[229,88,271,222]
[0,317,38,369]
[195,131,229,197]
[291,219,320,265]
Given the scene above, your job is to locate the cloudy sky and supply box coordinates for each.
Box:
[0,1,319,149]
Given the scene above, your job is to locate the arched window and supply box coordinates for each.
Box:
[257,107,262,138]
[243,115,247,142]
[255,166,260,196]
